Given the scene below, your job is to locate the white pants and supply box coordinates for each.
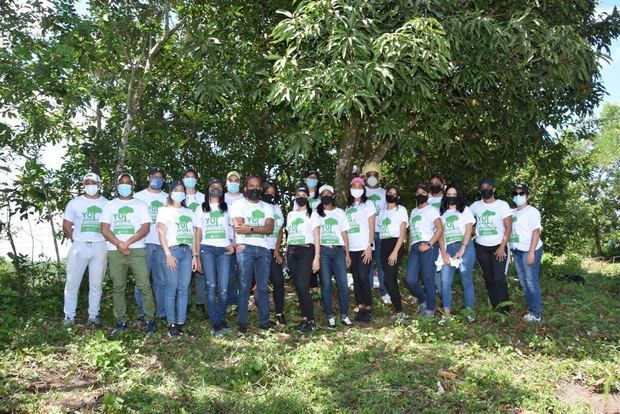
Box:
[63,241,108,320]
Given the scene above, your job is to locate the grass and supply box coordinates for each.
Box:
[0,254,618,413]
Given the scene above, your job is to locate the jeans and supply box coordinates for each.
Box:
[135,243,166,318]
[512,247,543,318]
[368,232,387,296]
[380,238,404,313]
[269,250,285,315]
[351,250,372,306]
[200,244,232,326]
[162,245,193,325]
[108,248,154,322]
[227,252,240,306]
[319,246,349,318]
[475,243,510,311]
[288,245,315,320]
[64,241,107,320]
[405,242,439,311]
[237,244,271,326]
[193,270,206,305]
[440,242,475,310]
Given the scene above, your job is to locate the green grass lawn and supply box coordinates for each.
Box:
[0,255,618,413]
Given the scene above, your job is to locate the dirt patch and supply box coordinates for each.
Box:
[558,382,620,414]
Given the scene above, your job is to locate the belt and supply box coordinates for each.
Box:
[321,245,343,249]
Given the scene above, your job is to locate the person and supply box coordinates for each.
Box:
[224,171,245,206]
[345,177,376,323]
[438,183,476,324]
[224,171,244,309]
[182,168,207,318]
[133,166,168,322]
[428,174,445,294]
[285,186,321,332]
[101,173,156,335]
[196,178,234,335]
[304,169,322,210]
[377,185,408,320]
[62,172,108,328]
[313,184,352,328]
[262,181,287,326]
[470,178,513,312]
[404,183,444,318]
[230,176,275,333]
[509,184,543,322]
[157,180,200,337]
[362,163,390,305]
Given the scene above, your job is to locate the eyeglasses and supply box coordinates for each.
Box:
[512,192,527,196]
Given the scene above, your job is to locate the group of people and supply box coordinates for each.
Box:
[62,163,544,337]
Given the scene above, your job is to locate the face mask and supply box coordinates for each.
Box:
[183,177,197,189]
[430,184,442,194]
[262,193,276,204]
[84,185,99,196]
[247,188,261,201]
[480,188,494,200]
[513,195,527,206]
[321,195,333,205]
[416,194,428,205]
[117,184,132,197]
[209,188,223,198]
[306,178,318,188]
[171,192,186,203]
[366,176,378,187]
[350,188,364,198]
[227,181,240,193]
[149,178,164,190]
[446,196,458,206]
[295,197,308,207]
[386,194,398,204]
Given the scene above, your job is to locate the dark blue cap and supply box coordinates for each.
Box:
[478,178,494,188]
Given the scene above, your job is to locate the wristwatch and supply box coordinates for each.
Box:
[250,227,255,233]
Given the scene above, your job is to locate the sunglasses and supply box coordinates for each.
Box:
[512,191,527,196]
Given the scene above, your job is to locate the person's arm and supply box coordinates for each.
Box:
[342,230,351,268]
[527,229,541,266]
[233,217,274,235]
[274,227,284,263]
[455,223,473,259]
[158,222,177,270]
[363,214,376,264]
[123,223,150,247]
[62,219,74,241]
[420,218,443,252]
[439,236,450,264]
[312,226,321,273]
[193,227,202,272]
[101,223,128,254]
[388,222,406,266]
[496,215,512,261]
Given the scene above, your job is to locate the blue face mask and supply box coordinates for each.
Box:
[306,178,318,188]
[227,181,240,193]
[118,184,133,197]
[171,192,186,203]
[513,195,527,206]
[183,177,197,189]
[149,178,164,190]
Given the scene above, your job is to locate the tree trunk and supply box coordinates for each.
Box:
[593,226,603,257]
[5,203,23,295]
[334,117,361,206]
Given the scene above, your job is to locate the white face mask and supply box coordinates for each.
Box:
[84,185,99,196]
[350,188,364,198]
[366,176,378,187]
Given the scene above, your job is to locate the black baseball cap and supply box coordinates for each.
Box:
[147,166,166,178]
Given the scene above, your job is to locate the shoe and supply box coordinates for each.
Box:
[361,309,373,323]
[168,324,181,337]
[438,315,451,326]
[63,318,75,329]
[391,312,407,325]
[421,309,435,318]
[259,320,277,330]
[145,320,156,333]
[86,317,102,327]
[523,313,542,323]
[354,309,364,323]
[137,315,145,324]
[463,309,476,322]
[418,302,428,314]
[297,320,308,331]
[340,316,352,326]
[327,317,336,329]
[381,294,392,305]
[299,321,316,333]
[238,324,248,334]
[111,322,128,336]
[275,314,286,327]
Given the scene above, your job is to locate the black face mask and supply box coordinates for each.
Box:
[321,196,333,205]
[430,185,442,194]
[446,196,458,206]
[209,188,223,198]
[480,188,494,200]
[261,193,275,204]
[247,188,261,201]
[386,194,398,204]
[295,197,308,207]
[416,194,428,205]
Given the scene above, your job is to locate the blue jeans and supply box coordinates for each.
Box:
[135,243,166,318]
[368,232,387,296]
[236,244,271,326]
[440,242,475,310]
[162,245,192,325]
[227,252,239,306]
[512,247,543,318]
[200,245,232,326]
[405,242,439,311]
[319,246,349,318]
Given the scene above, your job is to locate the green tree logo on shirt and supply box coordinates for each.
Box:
[114,206,134,222]
[512,215,518,223]
[346,207,361,234]
[81,205,103,233]
[149,200,164,223]
[367,194,381,209]
[444,214,463,243]
[289,217,305,234]
[203,210,226,240]
[323,217,338,233]
[112,206,136,235]
[177,215,193,231]
[321,217,340,244]
[188,202,200,212]
[247,209,265,226]
[83,205,103,220]
[176,215,194,244]
[445,214,459,230]
[380,217,392,237]
[478,210,498,236]
[410,215,422,241]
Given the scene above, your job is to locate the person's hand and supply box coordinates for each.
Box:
[166,253,178,270]
[312,257,320,273]
[234,223,250,234]
[225,245,235,255]
[345,253,351,268]
[116,241,129,253]
[454,246,466,259]
[192,256,201,273]
[274,250,283,264]
[388,251,398,266]
[361,246,372,264]
[441,251,450,265]
[418,243,430,253]
[527,251,535,266]
[495,245,507,262]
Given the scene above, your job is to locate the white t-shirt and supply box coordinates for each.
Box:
[185,191,206,213]
[267,204,284,250]
[409,205,441,243]
[470,199,512,246]
[441,207,476,245]
[378,205,408,239]
[509,205,543,252]
[366,187,387,232]
[134,189,168,245]
[312,208,349,246]
[345,202,376,251]
[225,192,245,208]
[230,199,274,248]
[156,206,199,247]
[428,195,443,210]
[286,210,317,245]
[63,195,109,242]
[195,204,234,248]
[100,198,151,250]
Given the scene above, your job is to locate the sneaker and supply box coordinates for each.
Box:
[275,314,286,327]
[111,322,128,336]
[418,302,428,314]
[86,317,102,327]
[238,324,248,334]
[297,320,308,331]
[168,324,181,337]
[260,320,277,330]
[63,318,75,329]
[381,294,392,305]
[523,313,542,323]
[145,320,156,333]
[421,309,435,318]
[361,309,373,323]
[463,309,476,322]
[137,315,145,324]
[438,315,451,326]
[340,316,352,326]
[327,317,336,329]
[299,321,316,333]
[354,309,364,323]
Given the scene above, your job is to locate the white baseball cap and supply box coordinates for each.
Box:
[318,184,334,195]
[82,172,101,182]
[117,173,135,184]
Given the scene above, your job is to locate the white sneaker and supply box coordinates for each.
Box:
[327,317,336,329]
[523,313,542,323]
[381,294,392,305]
[340,316,352,326]
[438,315,450,326]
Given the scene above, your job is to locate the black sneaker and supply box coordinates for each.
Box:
[111,322,128,336]
[168,324,181,337]
[260,320,277,331]
[145,320,156,334]
[300,321,316,333]
[354,309,364,323]
[275,314,286,327]
[362,309,373,323]
[210,322,221,335]
[297,320,307,331]
[238,324,248,334]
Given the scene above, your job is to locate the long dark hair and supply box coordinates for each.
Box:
[294,187,312,217]
[261,180,280,203]
[316,190,334,218]
[202,183,227,213]
[347,185,368,208]
[440,182,466,215]
[385,185,401,206]
[167,180,188,208]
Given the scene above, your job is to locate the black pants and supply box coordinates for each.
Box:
[381,238,404,313]
[269,250,285,315]
[475,242,510,310]
[350,250,372,307]
[287,245,315,321]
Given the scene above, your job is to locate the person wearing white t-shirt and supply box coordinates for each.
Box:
[230,176,275,333]
[286,186,321,333]
[133,166,168,321]
[346,177,376,323]
[313,184,352,328]
[62,172,108,328]
[470,178,513,313]
[157,180,200,338]
[224,170,245,206]
[437,183,476,324]
[224,170,244,308]
[509,184,543,322]
[405,183,444,318]
[428,174,445,297]
[377,185,408,319]
[101,173,155,336]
